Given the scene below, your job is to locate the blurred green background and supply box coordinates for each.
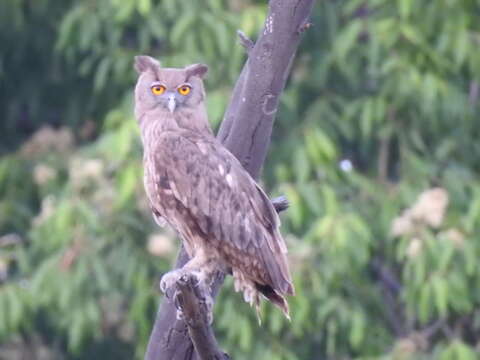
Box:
[1,0,480,359]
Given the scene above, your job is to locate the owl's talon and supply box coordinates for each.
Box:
[191,270,208,287]
[173,289,184,311]
[176,308,185,321]
[160,269,184,296]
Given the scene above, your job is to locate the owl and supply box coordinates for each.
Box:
[134,55,294,319]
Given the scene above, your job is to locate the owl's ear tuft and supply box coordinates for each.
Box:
[185,64,208,79]
[134,55,161,74]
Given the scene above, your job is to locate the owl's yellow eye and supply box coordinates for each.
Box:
[178,85,191,96]
[151,85,166,95]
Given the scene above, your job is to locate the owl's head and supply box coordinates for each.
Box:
[134,55,208,116]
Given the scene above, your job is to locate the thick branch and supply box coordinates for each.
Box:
[145,1,315,359]
[218,0,315,179]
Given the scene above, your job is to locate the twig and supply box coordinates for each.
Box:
[370,257,405,336]
[297,21,313,34]
[272,196,289,213]
[237,30,254,53]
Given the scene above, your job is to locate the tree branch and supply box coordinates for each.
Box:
[218,0,315,179]
[174,274,229,360]
[271,195,289,213]
[144,1,315,359]
[236,30,254,53]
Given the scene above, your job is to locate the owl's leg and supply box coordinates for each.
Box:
[172,272,214,325]
[159,248,213,295]
[159,248,216,324]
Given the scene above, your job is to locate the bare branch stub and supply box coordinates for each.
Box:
[272,196,289,213]
[297,21,313,34]
[237,30,254,53]
[144,1,315,359]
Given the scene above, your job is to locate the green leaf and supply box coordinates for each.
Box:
[283,185,303,229]
[334,21,362,60]
[171,12,195,46]
[437,241,455,271]
[398,0,413,18]
[294,148,310,183]
[432,275,448,317]
[418,282,432,323]
[361,99,373,136]
[137,0,151,16]
[453,340,477,360]
[349,310,365,348]
[115,164,140,208]
[94,58,111,92]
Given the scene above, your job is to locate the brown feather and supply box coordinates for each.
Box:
[134,58,295,319]
[255,283,290,319]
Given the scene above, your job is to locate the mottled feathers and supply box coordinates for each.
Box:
[134,55,294,318]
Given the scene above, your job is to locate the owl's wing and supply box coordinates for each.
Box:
[153,131,294,296]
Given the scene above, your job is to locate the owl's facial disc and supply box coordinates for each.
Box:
[150,81,193,113]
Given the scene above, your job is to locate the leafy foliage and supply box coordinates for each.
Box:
[1,0,480,359]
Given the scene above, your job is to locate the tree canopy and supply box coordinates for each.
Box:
[1,1,480,359]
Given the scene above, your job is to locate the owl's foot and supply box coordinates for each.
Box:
[159,268,184,297]
[160,269,208,297]
[161,270,214,325]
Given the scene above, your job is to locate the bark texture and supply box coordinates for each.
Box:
[144,1,315,359]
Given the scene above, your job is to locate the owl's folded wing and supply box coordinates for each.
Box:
[152,131,294,296]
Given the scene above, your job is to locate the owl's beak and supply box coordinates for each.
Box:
[167,95,176,113]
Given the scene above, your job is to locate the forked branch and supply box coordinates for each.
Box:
[144,1,315,359]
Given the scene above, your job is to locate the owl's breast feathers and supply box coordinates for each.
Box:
[143,129,294,314]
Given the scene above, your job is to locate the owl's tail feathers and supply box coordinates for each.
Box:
[255,283,291,321]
